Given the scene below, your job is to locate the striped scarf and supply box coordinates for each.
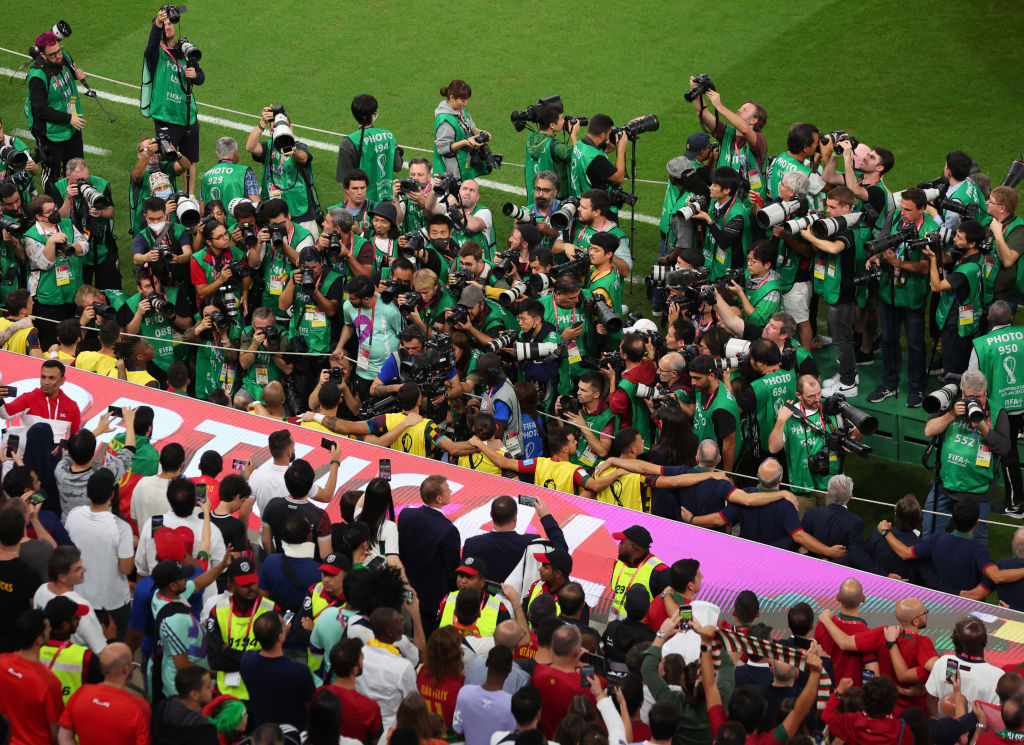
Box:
[716,628,833,709]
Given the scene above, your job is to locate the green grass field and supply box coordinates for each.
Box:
[3,1,1024,570]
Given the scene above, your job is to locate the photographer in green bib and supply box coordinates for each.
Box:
[691,166,752,282]
[246,197,313,319]
[924,218,984,380]
[654,158,706,315]
[183,297,240,401]
[128,137,190,235]
[689,80,769,201]
[131,196,193,304]
[736,339,796,465]
[687,354,742,473]
[555,189,632,278]
[316,207,373,284]
[524,103,579,199]
[337,94,402,207]
[235,306,293,409]
[246,106,319,237]
[969,301,1024,515]
[540,273,593,402]
[191,219,249,323]
[0,115,40,206]
[982,186,1024,309]
[922,369,1011,545]
[25,31,87,189]
[584,232,624,349]
[558,370,617,468]
[0,184,28,303]
[527,172,563,250]
[22,194,88,349]
[199,138,260,232]
[392,158,438,235]
[801,186,861,398]
[726,241,782,326]
[279,246,345,399]
[444,180,496,260]
[327,169,374,237]
[568,115,628,199]
[433,79,494,181]
[53,158,118,291]
[931,151,991,231]
[865,188,937,408]
[141,7,204,190]
[118,267,192,388]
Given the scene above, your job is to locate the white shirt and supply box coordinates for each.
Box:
[661,600,721,663]
[250,463,291,516]
[64,507,134,610]
[362,519,399,562]
[461,634,496,665]
[129,475,171,530]
[356,643,417,729]
[925,654,1003,706]
[32,585,106,653]
[135,507,227,577]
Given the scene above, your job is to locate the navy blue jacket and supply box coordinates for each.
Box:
[462,514,568,583]
[398,505,461,631]
[801,504,877,573]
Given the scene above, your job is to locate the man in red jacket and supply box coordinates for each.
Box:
[823,675,915,745]
[0,359,81,441]
[979,693,1024,745]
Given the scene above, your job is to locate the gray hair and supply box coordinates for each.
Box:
[326,207,353,231]
[1014,528,1024,560]
[65,157,87,175]
[215,137,239,160]
[989,300,1014,326]
[769,311,797,339]
[662,352,686,376]
[758,458,783,490]
[696,439,721,468]
[781,171,809,196]
[960,369,988,396]
[827,474,854,506]
[534,170,559,190]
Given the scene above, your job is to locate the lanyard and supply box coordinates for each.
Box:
[617,554,651,597]
[159,44,187,79]
[47,66,73,108]
[553,304,577,333]
[226,601,260,647]
[45,640,72,670]
[312,593,343,621]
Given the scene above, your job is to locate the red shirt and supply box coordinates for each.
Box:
[609,359,657,420]
[822,693,915,745]
[0,652,64,745]
[531,663,604,738]
[315,684,382,743]
[59,683,150,745]
[979,732,1024,745]
[853,627,936,712]
[515,632,538,660]
[814,614,872,687]
[192,475,222,508]
[745,726,788,745]
[646,592,694,632]
[3,387,81,440]
[416,668,464,726]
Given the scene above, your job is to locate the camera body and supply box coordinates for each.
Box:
[162,4,187,24]
[558,395,581,416]
[300,267,317,295]
[447,270,476,299]
[493,249,518,277]
[398,178,420,193]
[585,294,623,334]
[267,223,288,248]
[400,231,427,257]
[147,292,175,317]
[226,260,252,279]
[380,278,410,304]
[608,187,638,209]
[208,309,229,331]
[684,74,715,103]
[396,292,420,317]
[448,303,470,327]
[75,179,110,211]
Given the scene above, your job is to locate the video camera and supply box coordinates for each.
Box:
[28,21,71,60]
[610,114,659,143]
[413,332,456,399]
[608,187,638,209]
[510,95,588,133]
[684,74,715,103]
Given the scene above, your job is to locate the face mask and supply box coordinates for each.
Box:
[154,188,172,200]
[45,210,60,225]
[148,221,167,235]
[429,238,448,251]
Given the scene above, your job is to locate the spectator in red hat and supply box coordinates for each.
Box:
[40,595,103,703]
[608,525,669,621]
[524,548,572,614]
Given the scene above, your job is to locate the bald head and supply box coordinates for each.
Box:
[771,659,797,683]
[758,458,783,490]
[998,672,1024,705]
[99,642,133,676]
[696,439,721,468]
[837,578,864,610]
[494,620,524,650]
[263,381,285,408]
[894,598,927,628]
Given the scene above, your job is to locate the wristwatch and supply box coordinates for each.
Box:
[880,528,891,537]
[655,630,666,639]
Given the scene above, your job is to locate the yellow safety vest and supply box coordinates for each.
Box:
[39,641,88,703]
[457,449,506,477]
[533,458,579,495]
[609,555,664,617]
[438,590,505,636]
[306,583,346,672]
[596,469,649,512]
[385,412,431,457]
[74,350,119,377]
[127,368,159,387]
[0,316,33,356]
[526,580,562,615]
[213,597,276,699]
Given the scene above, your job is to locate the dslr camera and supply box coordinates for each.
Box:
[684,74,715,103]
[467,132,502,173]
[610,114,659,143]
[161,4,187,23]
[28,21,71,59]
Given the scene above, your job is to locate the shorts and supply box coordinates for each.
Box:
[154,119,200,163]
[782,281,811,324]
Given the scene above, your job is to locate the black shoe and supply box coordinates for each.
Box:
[1006,507,1024,520]
[906,391,924,408]
[992,502,1009,515]
[855,349,875,366]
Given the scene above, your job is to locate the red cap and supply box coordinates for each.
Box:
[154,530,186,562]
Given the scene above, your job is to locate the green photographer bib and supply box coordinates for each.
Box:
[940,416,997,494]
[433,112,487,180]
[240,323,287,402]
[704,197,751,281]
[718,125,765,200]
[288,269,341,354]
[782,408,841,495]
[982,217,1024,305]
[54,175,115,264]
[750,368,796,453]
[259,223,311,310]
[569,141,606,198]
[195,325,241,401]
[25,219,82,305]
[973,326,1024,415]
[347,127,397,204]
[525,132,570,199]
[200,163,249,229]
[541,293,591,398]
[693,384,742,457]
[25,63,80,143]
[259,141,313,219]
[140,44,195,125]
[124,288,186,371]
[935,255,982,337]
[947,179,990,228]
[573,405,617,467]
[879,215,938,310]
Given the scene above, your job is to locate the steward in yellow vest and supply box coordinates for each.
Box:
[40,596,103,703]
[524,548,574,615]
[608,526,668,619]
[437,556,510,636]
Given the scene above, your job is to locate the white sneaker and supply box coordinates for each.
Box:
[823,379,859,398]
[822,373,841,387]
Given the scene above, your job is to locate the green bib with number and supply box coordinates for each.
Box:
[195,325,241,401]
[200,163,249,229]
[25,219,81,304]
[973,327,1024,416]
[140,45,195,125]
[750,368,796,453]
[541,293,590,397]
[288,270,341,354]
[782,409,841,494]
[940,416,997,493]
[259,142,313,218]
[718,125,765,199]
[124,288,186,371]
[347,127,397,204]
[935,255,982,336]
[25,64,80,142]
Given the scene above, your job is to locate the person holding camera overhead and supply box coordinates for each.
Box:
[190,219,249,318]
[118,267,192,388]
[769,374,863,514]
[142,6,204,191]
[247,106,318,237]
[865,187,937,408]
[922,369,1011,545]
[433,79,492,181]
[524,104,579,198]
[25,30,87,188]
[22,194,87,349]
[247,197,314,321]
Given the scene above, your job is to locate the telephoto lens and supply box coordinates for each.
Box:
[783,210,824,235]
[549,198,579,232]
[923,383,959,414]
[272,114,295,152]
[965,397,985,425]
[483,329,518,353]
[0,144,28,171]
[175,196,201,229]
[811,212,865,239]
[756,199,805,230]
[503,203,534,222]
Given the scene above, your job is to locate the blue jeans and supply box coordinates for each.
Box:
[879,300,926,393]
[923,484,990,545]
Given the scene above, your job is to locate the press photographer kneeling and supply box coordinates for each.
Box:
[922,369,1011,545]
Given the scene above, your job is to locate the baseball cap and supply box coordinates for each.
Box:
[688,354,716,375]
[458,284,485,308]
[44,596,89,626]
[152,560,192,589]
[368,202,398,225]
[624,584,652,618]
[613,525,653,549]
[534,547,573,576]
[228,557,258,585]
[684,132,712,160]
[623,318,658,335]
[517,221,542,249]
[457,556,488,577]
[154,529,187,562]
[320,553,352,576]
[667,156,697,179]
